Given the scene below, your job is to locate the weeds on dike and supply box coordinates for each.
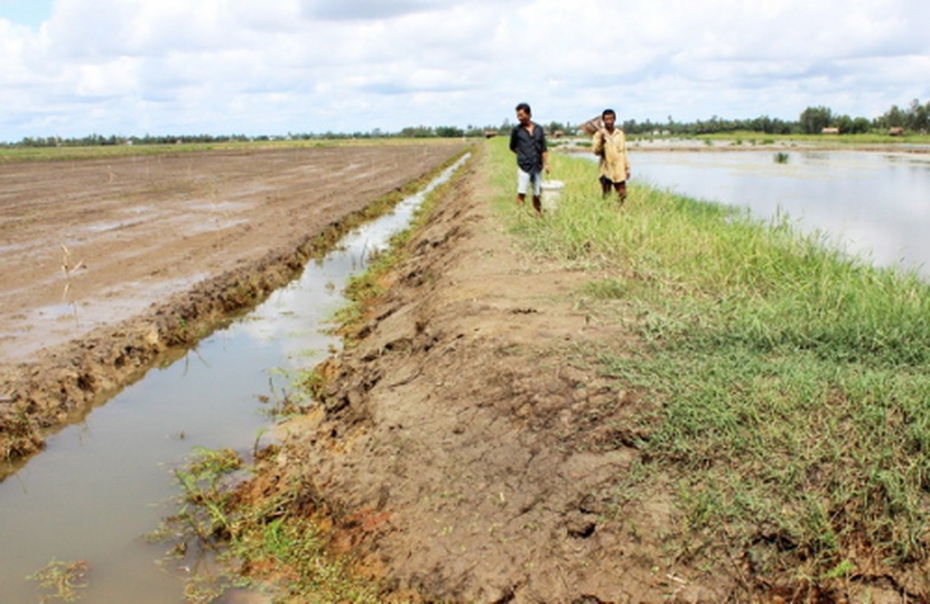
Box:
[151,446,379,603]
[489,138,930,587]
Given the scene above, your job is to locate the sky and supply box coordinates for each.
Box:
[1,0,928,141]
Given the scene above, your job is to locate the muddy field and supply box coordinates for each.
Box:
[0,142,466,460]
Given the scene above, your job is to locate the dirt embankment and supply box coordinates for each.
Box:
[251,147,736,602]
[0,142,467,463]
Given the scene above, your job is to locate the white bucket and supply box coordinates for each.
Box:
[540,180,564,211]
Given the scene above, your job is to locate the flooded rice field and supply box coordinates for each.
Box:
[632,149,930,277]
[0,154,469,603]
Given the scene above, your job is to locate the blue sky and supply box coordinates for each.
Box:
[0,0,53,28]
[0,0,928,142]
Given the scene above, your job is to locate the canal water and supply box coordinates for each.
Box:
[629,149,930,277]
[0,154,469,604]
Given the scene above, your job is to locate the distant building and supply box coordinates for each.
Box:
[889,127,905,136]
[821,127,840,135]
[484,130,497,139]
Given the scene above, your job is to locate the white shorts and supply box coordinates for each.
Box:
[517,168,543,197]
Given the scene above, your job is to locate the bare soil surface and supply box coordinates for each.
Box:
[0,142,466,461]
[254,148,739,602]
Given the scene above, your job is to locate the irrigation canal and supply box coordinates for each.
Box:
[0,154,470,603]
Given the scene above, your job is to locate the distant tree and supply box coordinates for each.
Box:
[398,125,435,138]
[907,98,929,132]
[435,125,464,138]
[850,117,871,134]
[799,106,834,134]
[879,104,906,129]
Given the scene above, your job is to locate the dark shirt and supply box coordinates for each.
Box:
[509,122,547,173]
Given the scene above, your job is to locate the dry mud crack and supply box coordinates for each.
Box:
[263,149,733,602]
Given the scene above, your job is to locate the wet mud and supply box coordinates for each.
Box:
[0,142,467,463]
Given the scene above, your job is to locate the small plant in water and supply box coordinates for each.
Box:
[27,559,90,603]
[151,445,380,603]
[774,151,790,164]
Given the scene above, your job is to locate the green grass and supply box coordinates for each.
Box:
[153,447,381,603]
[689,129,930,145]
[488,137,930,584]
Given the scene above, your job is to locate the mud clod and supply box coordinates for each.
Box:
[566,512,597,539]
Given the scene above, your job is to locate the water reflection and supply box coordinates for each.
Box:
[628,150,930,276]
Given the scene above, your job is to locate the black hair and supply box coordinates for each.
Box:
[515,102,532,115]
[602,108,616,119]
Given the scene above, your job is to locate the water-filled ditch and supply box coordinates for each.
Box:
[0,153,470,603]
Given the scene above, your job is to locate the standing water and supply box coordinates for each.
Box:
[628,149,930,277]
[0,154,470,603]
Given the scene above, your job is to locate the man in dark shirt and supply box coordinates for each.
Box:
[509,102,551,215]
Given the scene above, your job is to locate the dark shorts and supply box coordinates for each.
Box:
[599,176,626,187]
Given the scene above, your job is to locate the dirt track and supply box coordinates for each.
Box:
[0,142,466,461]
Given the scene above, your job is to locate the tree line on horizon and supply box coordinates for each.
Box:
[620,98,929,136]
[5,99,928,148]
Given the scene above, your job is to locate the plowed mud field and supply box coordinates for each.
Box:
[0,142,466,460]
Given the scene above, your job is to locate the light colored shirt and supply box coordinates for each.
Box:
[592,128,630,183]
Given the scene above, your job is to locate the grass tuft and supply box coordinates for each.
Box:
[153,447,381,603]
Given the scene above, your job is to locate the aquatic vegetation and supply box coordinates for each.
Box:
[27,560,90,603]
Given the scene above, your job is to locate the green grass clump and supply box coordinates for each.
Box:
[154,447,380,603]
[488,137,930,582]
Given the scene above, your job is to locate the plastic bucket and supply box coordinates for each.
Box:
[540,180,564,211]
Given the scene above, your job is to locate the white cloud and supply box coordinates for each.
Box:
[0,0,928,140]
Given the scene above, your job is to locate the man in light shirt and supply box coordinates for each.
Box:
[592,108,630,203]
